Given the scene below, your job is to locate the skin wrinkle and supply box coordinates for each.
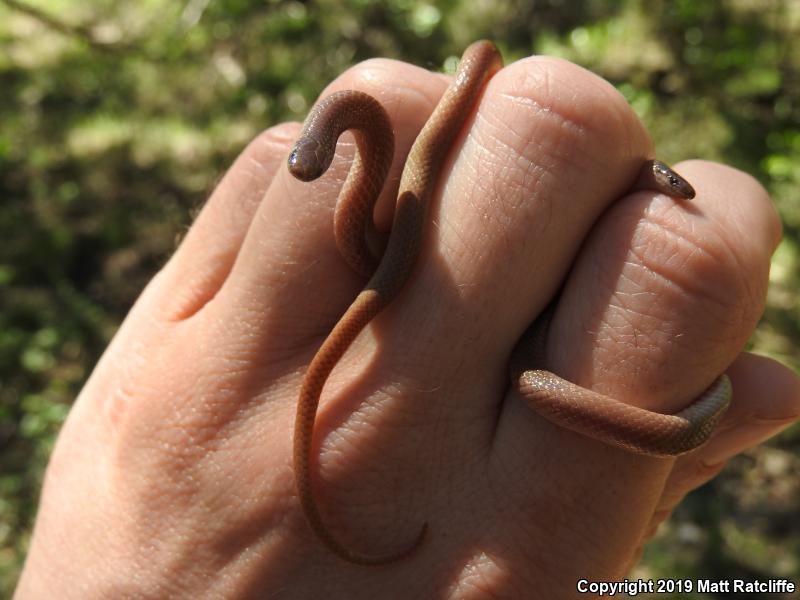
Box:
[167,258,232,323]
[484,94,636,284]
[484,69,627,262]
[578,253,724,401]
[627,217,752,334]
[571,195,753,381]
[473,120,551,227]
[452,136,518,271]
[345,58,448,114]
[496,57,639,161]
[545,245,623,373]
[491,94,590,202]
[597,308,673,393]
[537,57,645,162]
[607,296,676,357]
[435,160,492,280]
[450,113,580,316]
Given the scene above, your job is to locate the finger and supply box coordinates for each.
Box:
[653,352,800,519]
[703,352,800,460]
[495,162,778,469]
[192,59,451,418]
[542,160,781,414]
[75,124,301,416]
[641,352,799,544]
[135,123,301,320]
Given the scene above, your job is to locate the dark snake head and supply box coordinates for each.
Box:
[652,160,696,199]
[288,136,331,182]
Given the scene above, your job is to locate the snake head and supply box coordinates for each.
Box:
[288,136,331,182]
[651,160,696,199]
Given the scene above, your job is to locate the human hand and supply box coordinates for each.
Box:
[15,48,798,599]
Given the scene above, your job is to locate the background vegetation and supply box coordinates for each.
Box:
[0,0,797,596]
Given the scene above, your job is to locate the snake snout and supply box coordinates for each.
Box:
[288,136,330,181]
[651,160,696,199]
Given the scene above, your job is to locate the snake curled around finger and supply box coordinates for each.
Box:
[287,40,732,565]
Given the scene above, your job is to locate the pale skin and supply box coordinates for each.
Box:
[15,52,798,599]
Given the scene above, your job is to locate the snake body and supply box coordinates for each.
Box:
[288,40,731,565]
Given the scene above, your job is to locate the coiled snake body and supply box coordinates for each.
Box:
[288,40,732,565]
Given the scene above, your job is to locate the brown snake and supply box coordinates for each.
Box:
[288,40,732,565]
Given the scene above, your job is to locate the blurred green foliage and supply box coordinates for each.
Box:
[0,0,797,596]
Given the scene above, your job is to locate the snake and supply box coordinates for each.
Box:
[287,40,732,565]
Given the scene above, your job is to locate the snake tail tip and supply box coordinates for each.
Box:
[341,521,429,566]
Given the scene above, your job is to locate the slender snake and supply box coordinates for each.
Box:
[288,40,732,565]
